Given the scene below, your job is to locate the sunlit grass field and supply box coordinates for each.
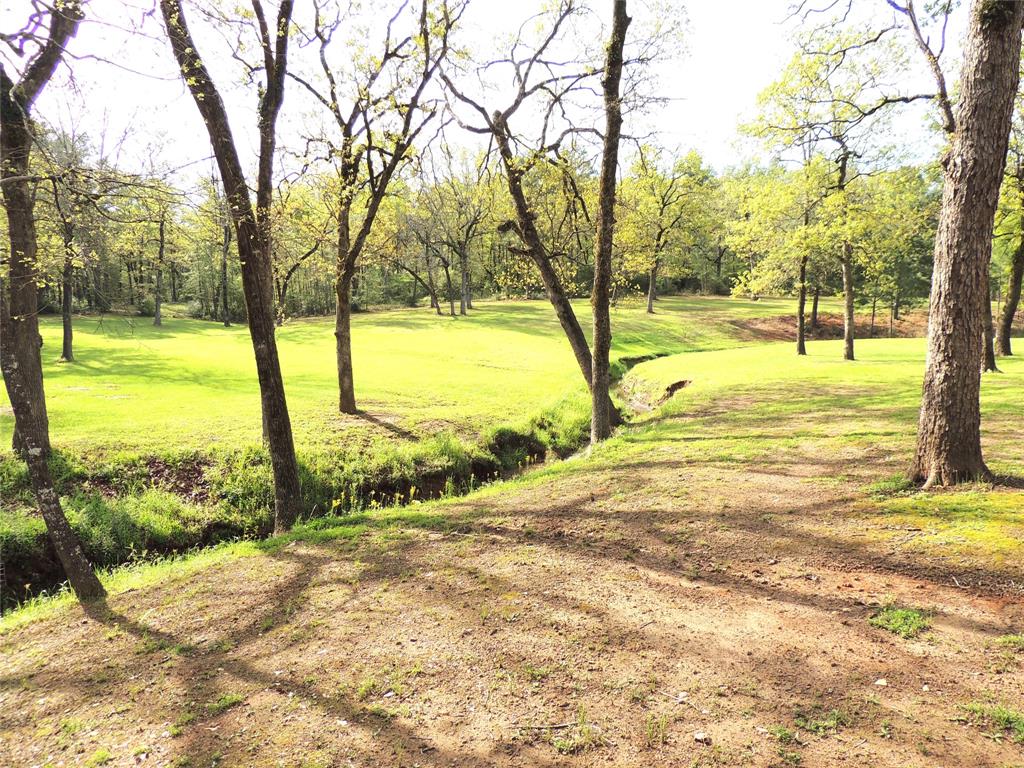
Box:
[0,295,837,453]
[622,337,1024,569]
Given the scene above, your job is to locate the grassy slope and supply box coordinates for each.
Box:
[1,334,1022,767]
[623,338,1024,569]
[0,296,830,453]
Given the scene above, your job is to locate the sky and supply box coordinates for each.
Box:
[5,0,967,184]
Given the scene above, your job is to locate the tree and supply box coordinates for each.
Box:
[755,6,935,360]
[898,0,1024,486]
[618,148,713,313]
[995,74,1024,356]
[160,0,304,531]
[35,130,90,361]
[590,0,630,444]
[728,158,832,354]
[290,0,461,414]
[440,1,623,424]
[270,180,331,324]
[0,0,105,601]
[415,147,494,315]
[852,166,936,334]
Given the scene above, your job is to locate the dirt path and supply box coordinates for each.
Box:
[1,429,1022,768]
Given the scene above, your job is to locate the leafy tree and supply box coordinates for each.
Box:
[617,147,714,313]
[291,0,462,414]
[994,69,1024,357]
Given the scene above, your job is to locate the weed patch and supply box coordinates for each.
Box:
[962,701,1024,742]
[869,605,931,639]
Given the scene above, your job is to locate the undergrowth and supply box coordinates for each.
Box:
[0,392,594,605]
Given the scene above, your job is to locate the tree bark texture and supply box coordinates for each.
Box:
[841,250,855,360]
[459,250,470,315]
[153,215,165,327]
[797,255,808,356]
[911,0,1024,487]
[982,274,998,371]
[61,254,74,361]
[334,200,358,414]
[646,260,658,314]
[590,0,630,444]
[221,219,231,327]
[161,0,303,531]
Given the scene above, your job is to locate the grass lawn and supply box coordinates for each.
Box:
[0,295,837,454]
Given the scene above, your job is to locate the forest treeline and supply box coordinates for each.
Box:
[28,139,941,327]
[25,62,1024,369]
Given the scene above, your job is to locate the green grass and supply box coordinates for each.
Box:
[622,337,1024,568]
[996,634,1024,651]
[1,295,836,601]
[794,707,850,736]
[963,701,1024,742]
[768,725,797,744]
[84,749,113,767]
[873,492,1024,566]
[869,606,931,639]
[1,296,818,454]
[207,693,245,715]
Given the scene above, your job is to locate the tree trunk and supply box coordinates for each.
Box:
[870,297,876,338]
[61,255,74,362]
[154,265,163,326]
[221,221,231,327]
[162,0,302,531]
[459,250,470,315]
[153,215,164,327]
[425,246,441,313]
[982,274,998,371]
[491,128,621,426]
[797,255,807,356]
[810,287,819,330]
[646,259,658,314]
[335,201,358,414]
[996,229,1024,355]
[0,1,105,601]
[910,0,1023,487]
[841,250,855,360]
[126,260,134,309]
[335,280,357,414]
[441,257,456,317]
[274,276,285,326]
[589,0,630,445]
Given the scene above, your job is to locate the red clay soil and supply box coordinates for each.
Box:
[1,436,1022,768]
[731,311,928,343]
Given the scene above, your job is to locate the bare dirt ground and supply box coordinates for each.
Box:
[729,311,929,343]
[2,413,1022,768]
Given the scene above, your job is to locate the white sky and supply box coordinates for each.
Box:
[9,0,967,182]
